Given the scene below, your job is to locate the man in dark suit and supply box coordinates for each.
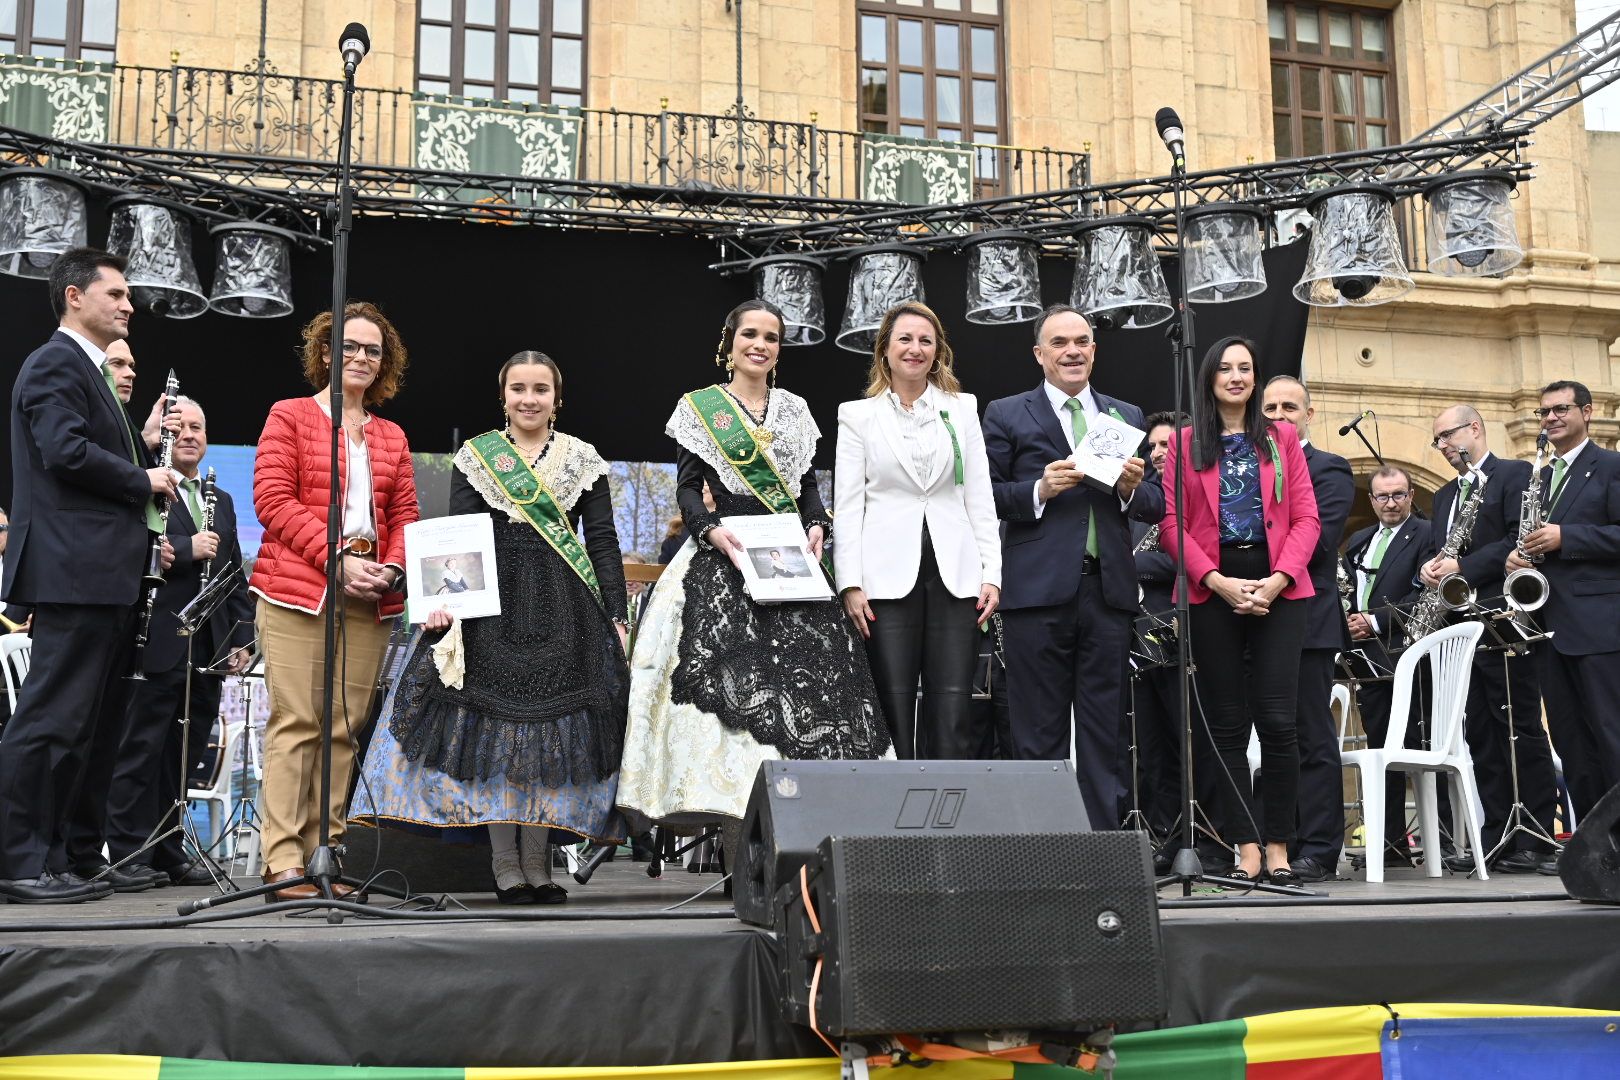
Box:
[104,396,256,886]
[1423,405,1559,875]
[1343,466,1431,863]
[1262,377,1354,882]
[1509,380,1620,839]
[984,304,1164,829]
[0,248,179,904]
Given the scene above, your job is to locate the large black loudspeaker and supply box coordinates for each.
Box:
[1560,781,1620,904]
[733,760,1090,928]
[778,831,1166,1036]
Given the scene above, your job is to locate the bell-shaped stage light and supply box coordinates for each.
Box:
[1069,217,1173,330]
[0,169,89,279]
[963,231,1043,325]
[1424,171,1523,277]
[106,196,209,319]
[1293,184,1414,307]
[835,244,925,354]
[752,254,826,346]
[208,222,296,318]
[1181,204,1267,304]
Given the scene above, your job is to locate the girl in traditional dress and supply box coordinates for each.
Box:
[619,300,890,842]
[351,351,629,904]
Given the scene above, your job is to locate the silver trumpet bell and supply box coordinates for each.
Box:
[1504,566,1549,613]
[1438,572,1475,611]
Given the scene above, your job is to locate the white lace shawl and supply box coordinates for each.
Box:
[453,430,610,523]
[664,387,820,499]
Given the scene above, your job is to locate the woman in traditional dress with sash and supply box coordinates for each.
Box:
[352,351,629,904]
[619,299,890,842]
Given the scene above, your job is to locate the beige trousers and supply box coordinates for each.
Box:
[256,595,392,875]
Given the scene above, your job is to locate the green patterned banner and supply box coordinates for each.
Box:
[859,132,973,208]
[412,94,581,212]
[0,55,111,143]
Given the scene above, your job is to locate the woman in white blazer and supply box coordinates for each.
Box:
[834,301,1001,758]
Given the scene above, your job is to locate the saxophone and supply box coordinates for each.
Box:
[1337,557,1352,613]
[1132,523,1161,554]
[1504,432,1551,617]
[1405,448,1486,645]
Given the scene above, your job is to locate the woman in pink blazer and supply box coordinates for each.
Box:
[1160,335,1320,885]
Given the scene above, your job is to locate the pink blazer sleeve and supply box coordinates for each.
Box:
[1159,430,1219,590]
[1272,425,1320,590]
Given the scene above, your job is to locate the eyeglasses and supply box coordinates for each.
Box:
[1431,423,1473,448]
[1534,403,1579,419]
[340,340,383,362]
[1370,491,1411,504]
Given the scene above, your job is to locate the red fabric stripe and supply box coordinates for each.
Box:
[1247,1052,1383,1080]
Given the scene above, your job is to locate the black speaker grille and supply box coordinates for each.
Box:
[828,831,1163,1034]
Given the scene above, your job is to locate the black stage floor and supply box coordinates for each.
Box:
[3,860,1619,1067]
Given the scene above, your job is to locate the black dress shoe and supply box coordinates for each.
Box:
[160,861,217,887]
[1152,849,1173,876]
[76,861,166,892]
[52,870,114,897]
[1537,854,1563,876]
[1495,850,1558,875]
[1443,851,1478,873]
[0,873,104,904]
[1288,855,1335,883]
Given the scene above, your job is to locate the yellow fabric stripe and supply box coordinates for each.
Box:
[0,1056,164,1080]
[1242,1002,1620,1064]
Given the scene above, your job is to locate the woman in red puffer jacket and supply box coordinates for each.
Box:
[250,300,419,902]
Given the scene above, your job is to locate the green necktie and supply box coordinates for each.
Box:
[1361,526,1394,609]
[1063,398,1099,558]
[1549,457,1569,508]
[103,363,164,532]
[183,477,203,525]
[1457,475,1472,504]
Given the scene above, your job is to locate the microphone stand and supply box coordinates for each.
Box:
[1341,416,1385,467]
[178,40,401,919]
[1154,131,1309,897]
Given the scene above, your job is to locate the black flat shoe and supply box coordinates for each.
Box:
[1266,866,1304,886]
[532,882,568,905]
[1221,867,1258,886]
[495,882,537,905]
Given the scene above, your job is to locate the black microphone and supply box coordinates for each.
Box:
[339,22,371,70]
[1155,107,1185,170]
[1338,409,1373,437]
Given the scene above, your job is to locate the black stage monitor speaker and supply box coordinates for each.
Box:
[1560,781,1620,904]
[734,760,1089,928]
[778,831,1165,1037]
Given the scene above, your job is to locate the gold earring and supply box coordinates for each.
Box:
[769,364,777,388]
[712,326,729,369]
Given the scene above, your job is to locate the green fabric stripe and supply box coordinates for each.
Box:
[158,1062,462,1079]
[1107,1018,1249,1080]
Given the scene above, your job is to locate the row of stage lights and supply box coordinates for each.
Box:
[0,166,1520,335]
[756,174,1524,352]
[0,168,298,318]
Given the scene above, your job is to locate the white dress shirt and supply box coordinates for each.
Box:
[59,326,107,371]
[886,386,939,484]
[1446,450,1491,531]
[1033,380,1131,518]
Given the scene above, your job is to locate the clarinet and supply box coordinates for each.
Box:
[198,467,218,588]
[130,370,180,681]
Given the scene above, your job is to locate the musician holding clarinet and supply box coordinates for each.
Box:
[0,249,179,905]
[103,396,256,887]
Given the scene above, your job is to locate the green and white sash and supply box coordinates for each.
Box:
[466,430,602,607]
[685,385,800,515]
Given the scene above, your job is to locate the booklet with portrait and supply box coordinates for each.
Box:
[404,513,502,623]
[1068,411,1147,493]
[720,514,833,604]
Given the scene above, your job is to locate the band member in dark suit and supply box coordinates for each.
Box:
[1508,380,1620,829]
[1129,413,1184,844]
[104,396,256,886]
[1424,405,1559,875]
[1261,376,1353,883]
[1343,466,1431,864]
[983,305,1164,829]
[0,248,179,904]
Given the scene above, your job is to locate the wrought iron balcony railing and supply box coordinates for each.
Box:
[94,60,1089,200]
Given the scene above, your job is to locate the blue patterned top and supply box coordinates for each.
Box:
[1218,433,1265,545]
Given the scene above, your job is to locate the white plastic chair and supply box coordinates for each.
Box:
[188,720,244,856]
[1341,621,1488,884]
[1,632,32,712]
[1331,683,1352,749]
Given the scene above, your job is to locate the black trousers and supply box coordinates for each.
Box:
[1002,569,1132,831]
[1463,645,1558,855]
[1186,546,1304,847]
[0,603,134,878]
[105,662,226,868]
[1540,645,1620,820]
[1291,648,1345,868]
[865,535,982,760]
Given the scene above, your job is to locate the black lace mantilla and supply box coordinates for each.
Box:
[390,516,628,784]
[672,503,889,760]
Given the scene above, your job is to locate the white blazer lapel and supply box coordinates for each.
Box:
[925,392,960,490]
[875,395,928,490]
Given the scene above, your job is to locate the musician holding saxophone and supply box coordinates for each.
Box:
[0,249,179,904]
[104,396,256,888]
[1423,406,1558,875]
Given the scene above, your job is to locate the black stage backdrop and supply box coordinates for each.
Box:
[0,217,1310,505]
